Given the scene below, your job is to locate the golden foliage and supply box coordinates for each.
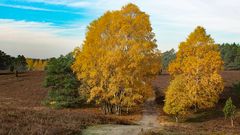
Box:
[72,3,161,113]
[165,26,224,116]
[163,75,191,117]
[26,58,34,70]
[168,26,223,76]
[26,58,47,71]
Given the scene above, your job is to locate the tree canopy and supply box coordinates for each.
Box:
[164,26,224,118]
[72,3,161,114]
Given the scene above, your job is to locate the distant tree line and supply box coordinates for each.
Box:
[219,43,240,70]
[161,43,240,71]
[0,50,27,72]
[0,50,48,73]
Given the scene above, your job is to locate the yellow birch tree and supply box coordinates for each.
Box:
[72,3,161,114]
[165,26,224,117]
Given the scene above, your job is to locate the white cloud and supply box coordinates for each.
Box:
[0,19,85,58]
[131,0,240,51]
[1,0,240,57]
[25,0,239,50]
[68,1,92,7]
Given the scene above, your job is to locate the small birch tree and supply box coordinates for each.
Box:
[223,97,236,127]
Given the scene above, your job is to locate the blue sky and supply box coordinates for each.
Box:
[0,0,239,58]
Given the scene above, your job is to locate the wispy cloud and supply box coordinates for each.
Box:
[22,0,92,8]
[0,3,57,11]
[0,3,88,15]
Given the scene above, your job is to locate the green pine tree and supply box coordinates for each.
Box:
[44,53,84,108]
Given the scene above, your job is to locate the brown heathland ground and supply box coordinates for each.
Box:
[0,71,141,135]
[0,71,240,135]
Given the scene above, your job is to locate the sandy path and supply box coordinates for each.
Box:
[82,98,160,135]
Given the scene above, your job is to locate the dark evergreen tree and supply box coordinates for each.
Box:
[161,49,176,70]
[44,53,84,108]
[219,43,240,70]
[0,50,14,70]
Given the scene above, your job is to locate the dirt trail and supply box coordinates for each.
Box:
[82,97,160,135]
[138,97,160,128]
